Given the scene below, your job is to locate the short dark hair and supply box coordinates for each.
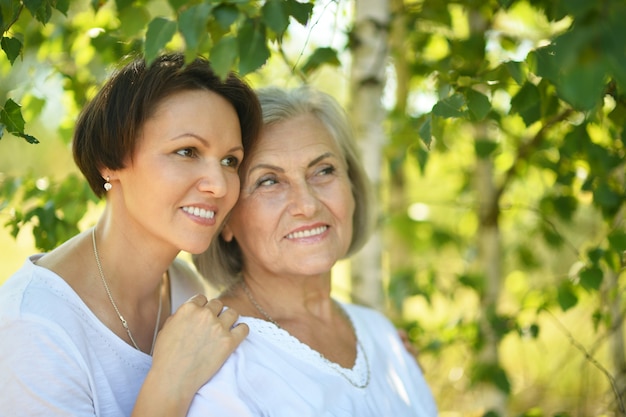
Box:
[73,52,261,197]
[194,86,375,290]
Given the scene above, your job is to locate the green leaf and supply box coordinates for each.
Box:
[418,115,432,148]
[608,231,626,252]
[214,4,240,30]
[115,0,133,12]
[530,45,560,84]
[471,362,511,394]
[54,0,69,15]
[557,282,578,311]
[563,0,596,17]
[510,82,540,126]
[90,0,104,12]
[587,248,604,265]
[431,93,465,118]
[553,195,578,221]
[15,132,39,144]
[557,61,606,111]
[458,272,484,295]
[287,0,313,25]
[1,0,21,33]
[474,139,498,159]
[118,5,150,39]
[144,17,177,65]
[262,0,289,36]
[466,89,491,121]
[237,18,270,75]
[1,36,22,64]
[529,323,539,338]
[1,98,25,134]
[23,0,51,24]
[579,267,603,291]
[210,35,237,79]
[167,0,187,12]
[505,61,524,85]
[411,144,429,173]
[300,47,340,75]
[593,182,621,217]
[179,4,212,51]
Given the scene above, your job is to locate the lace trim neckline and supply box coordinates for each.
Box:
[240,303,370,388]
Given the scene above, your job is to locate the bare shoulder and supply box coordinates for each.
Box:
[35,231,92,289]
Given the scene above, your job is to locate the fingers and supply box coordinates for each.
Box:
[205,298,224,316]
[231,322,249,343]
[186,293,208,306]
[181,295,243,332]
[185,294,226,314]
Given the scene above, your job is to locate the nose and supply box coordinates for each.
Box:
[198,160,228,198]
[287,180,320,217]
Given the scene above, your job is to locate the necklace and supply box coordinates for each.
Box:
[92,227,162,355]
[241,281,371,388]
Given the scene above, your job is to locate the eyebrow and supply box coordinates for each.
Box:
[248,151,337,174]
[171,133,243,154]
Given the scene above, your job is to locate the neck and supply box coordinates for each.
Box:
[238,271,334,324]
[94,215,177,306]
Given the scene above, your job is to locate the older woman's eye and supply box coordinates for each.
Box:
[176,148,196,158]
[221,156,240,168]
[318,165,336,176]
[256,176,277,187]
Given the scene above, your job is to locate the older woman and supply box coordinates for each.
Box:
[191,86,437,416]
[0,53,259,417]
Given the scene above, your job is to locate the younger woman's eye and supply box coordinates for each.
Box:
[176,148,197,158]
[221,156,240,168]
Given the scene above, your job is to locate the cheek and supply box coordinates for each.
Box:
[224,175,241,208]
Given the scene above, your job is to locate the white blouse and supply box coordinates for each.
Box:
[189,302,438,417]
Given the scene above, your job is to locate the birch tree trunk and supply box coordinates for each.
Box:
[473,138,507,415]
[468,8,507,414]
[606,176,626,416]
[348,0,390,310]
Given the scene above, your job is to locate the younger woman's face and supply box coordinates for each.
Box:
[111,89,243,254]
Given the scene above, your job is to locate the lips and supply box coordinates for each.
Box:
[182,206,216,219]
[285,225,328,239]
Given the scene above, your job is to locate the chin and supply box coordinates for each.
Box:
[181,239,214,255]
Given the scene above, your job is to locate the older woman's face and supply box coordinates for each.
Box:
[223,113,355,277]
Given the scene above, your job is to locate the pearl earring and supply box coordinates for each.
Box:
[104,177,112,191]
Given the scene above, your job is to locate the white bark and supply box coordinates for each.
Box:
[349,0,390,310]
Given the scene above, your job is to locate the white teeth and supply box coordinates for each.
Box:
[182,206,215,219]
[286,226,328,239]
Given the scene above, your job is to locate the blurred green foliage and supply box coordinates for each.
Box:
[1,0,626,415]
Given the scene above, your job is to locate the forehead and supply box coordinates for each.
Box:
[251,113,342,160]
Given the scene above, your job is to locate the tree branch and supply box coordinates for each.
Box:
[545,308,626,415]
[1,4,24,37]
[495,108,575,203]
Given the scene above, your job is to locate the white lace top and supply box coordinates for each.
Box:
[189,302,438,417]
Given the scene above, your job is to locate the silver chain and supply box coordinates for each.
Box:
[241,281,370,388]
[92,227,162,355]
[241,281,280,327]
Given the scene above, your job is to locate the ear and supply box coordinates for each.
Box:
[100,169,118,182]
[221,223,234,242]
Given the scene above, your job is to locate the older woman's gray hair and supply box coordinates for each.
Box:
[193,85,375,290]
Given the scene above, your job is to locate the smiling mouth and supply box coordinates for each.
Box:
[182,206,215,219]
[286,225,328,239]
